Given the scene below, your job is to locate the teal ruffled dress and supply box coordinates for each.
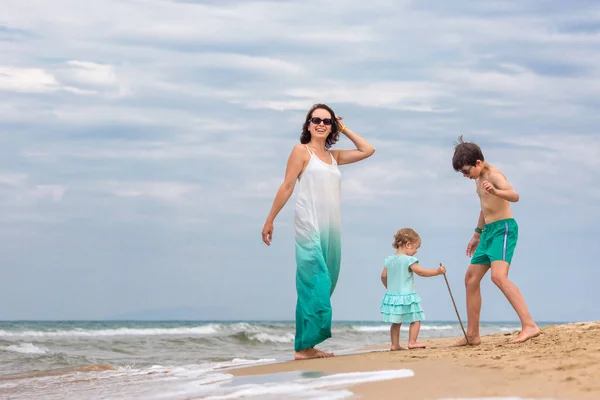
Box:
[380,255,425,324]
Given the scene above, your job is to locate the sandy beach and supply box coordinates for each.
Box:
[230,321,600,400]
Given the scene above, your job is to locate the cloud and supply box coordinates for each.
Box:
[0,172,67,208]
[231,81,454,112]
[0,66,59,92]
[20,184,67,203]
[1,0,600,321]
[107,181,197,203]
[62,60,120,86]
[0,61,125,96]
[193,53,305,76]
[0,171,28,186]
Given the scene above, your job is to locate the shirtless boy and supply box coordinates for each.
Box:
[452,136,540,345]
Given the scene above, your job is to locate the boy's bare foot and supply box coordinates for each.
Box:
[294,348,334,360]
[451,336,481,347]
[408,342,426,349]
[509,325,541,344]
[390,345,408,351]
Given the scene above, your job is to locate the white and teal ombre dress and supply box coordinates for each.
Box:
[293,145,342,351]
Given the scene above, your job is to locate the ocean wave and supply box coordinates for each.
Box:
[247,333,295,343]
[228,323,264,333]
[231,331,295,344]
[499,327,519,332]
[0,358,276,398]
[351,324,453,333]
[0,323,461,340]
[0,325,219,338]
[4,343,48,354]
[0,323,292,339]
[350,325,390,333]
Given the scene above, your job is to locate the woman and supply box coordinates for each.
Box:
[261,103,375,360]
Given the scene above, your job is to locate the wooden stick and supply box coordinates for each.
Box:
[441,264,469,345]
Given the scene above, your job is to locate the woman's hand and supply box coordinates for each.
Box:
[336,116,346,133]
[262,220,274,246]
[330,116,375,166]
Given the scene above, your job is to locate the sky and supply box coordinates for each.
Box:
[1,0,599,322]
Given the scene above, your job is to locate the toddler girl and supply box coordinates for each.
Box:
[380,228,446,350]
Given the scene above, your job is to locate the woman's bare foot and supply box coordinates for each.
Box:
[451,335,481,347]
[390,345,408,351]
[509,325,541,344]
[294,348,334,360]
[313,348,334,357]
[408,342,426,349]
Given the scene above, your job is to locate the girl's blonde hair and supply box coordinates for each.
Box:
[392,228,420,249]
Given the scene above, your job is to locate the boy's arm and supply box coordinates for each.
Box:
[467,211,484,256]
[409,263,445,277]
[482,172,520,202]
[476,210,485,231]
[381,267,388,288]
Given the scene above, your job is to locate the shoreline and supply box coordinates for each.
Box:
[229,321,600,399]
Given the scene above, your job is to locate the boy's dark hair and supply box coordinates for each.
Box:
[452,135,484,171]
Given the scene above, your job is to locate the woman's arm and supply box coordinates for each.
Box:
[330,119,375,166]
[262,145,307,246]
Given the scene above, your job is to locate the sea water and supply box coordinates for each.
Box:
[0,320,547,399]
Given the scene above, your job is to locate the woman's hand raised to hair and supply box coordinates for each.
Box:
[330,116,375,166]
[336,116,346,134]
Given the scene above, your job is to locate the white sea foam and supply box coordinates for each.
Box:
[1,358,278,399]
[203,369,415,399]
[207,358,277,371]
[230,323,262,332]
[4,343,48,354]
[0,325,219,338]
[499,327,519,332]
[351,324,454,332]
[248,332,295,343]
[0,361,409,400]
[115,358,276,376]
[350,325,389,332]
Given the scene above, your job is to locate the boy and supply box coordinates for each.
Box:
[452,135,540,345]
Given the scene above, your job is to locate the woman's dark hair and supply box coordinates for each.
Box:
[300,103,339,149]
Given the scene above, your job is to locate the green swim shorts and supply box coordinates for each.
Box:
[471,218,519,265]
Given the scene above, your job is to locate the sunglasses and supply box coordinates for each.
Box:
[460,166,474,175]
[309,117,333,126]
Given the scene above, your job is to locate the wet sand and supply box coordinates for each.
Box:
[230,321,600,399]
[0,364,114,381]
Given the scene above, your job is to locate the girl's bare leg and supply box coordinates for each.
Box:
[408,321,426,349]
[390,323,405,350]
